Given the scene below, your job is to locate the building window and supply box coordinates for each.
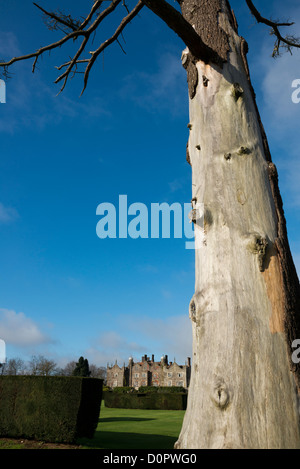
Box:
[178,373,182,378]
[168,381,172,386]
[135,373,139,378]
[142,373,147,378]
[176,381,184,387]
[168,372,172,377]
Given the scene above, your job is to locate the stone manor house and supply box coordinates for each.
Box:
[107,354,191,389]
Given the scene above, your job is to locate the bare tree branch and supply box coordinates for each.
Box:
[0,28,87,73]
[2,0,299,95]
[54,1,144,94]
[80,0,144,94]
[77,0,104,31]
[0,0,224,94]
[33,2,80,32]
[141,0,218,62]
[0,0,137,92]
[246,0,300,57]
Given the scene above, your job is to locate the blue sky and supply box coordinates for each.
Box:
[0,0,300,369]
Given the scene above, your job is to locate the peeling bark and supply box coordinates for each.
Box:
[181,50,198,99]
[180,0,230,65]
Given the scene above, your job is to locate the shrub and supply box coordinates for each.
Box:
[0,375,103,443]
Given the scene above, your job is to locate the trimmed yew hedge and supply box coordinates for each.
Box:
[138,386,187,394]
[0,375,103,443]
[104,389,187,410]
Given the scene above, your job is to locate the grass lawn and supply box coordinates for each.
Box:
[79,402,186,449]
[0,403,186,450]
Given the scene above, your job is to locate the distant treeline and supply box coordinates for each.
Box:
[0,355,106,380]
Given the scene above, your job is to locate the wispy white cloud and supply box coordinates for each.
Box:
[0,32,21,58]
[259,50,300,135]
[247,4,300,281]
[0,30,110,134]
[120,51,188,116]
[249,6,300,210]
[86,331,145,366]
[0,202,19,224]
[95,331,143,352]
[87,313,192,367]
[168,178,185,193]
[137,264,159,274]
[62,276,82,289]
[130,314,192,363]
[0,308,53,347]
[161,288,172,299]
[0,73,110,134]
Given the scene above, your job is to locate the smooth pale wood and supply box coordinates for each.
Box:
[175,7,300,449]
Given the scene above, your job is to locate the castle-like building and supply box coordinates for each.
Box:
[107,354,191,389]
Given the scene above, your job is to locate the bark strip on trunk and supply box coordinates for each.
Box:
[179,0,230,63]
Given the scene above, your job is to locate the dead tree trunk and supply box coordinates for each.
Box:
[175,0,300,449]
[1,0,299,450]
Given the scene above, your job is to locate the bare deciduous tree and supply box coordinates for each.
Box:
[2,358,27,375]
[59,360,77,376]
[1,0,300,448]
[27,355,58,376]
[89,364,107,380]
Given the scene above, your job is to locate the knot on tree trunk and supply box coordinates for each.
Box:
[211,377,231,410]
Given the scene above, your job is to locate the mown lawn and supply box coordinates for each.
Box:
[79,402,186,449]
[0,403,186,450]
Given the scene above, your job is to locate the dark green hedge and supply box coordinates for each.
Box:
[138,386,187,394]
[104,391,187,410]
[111,386,135,393]
[107,386,187,394]
[0,376,103,443]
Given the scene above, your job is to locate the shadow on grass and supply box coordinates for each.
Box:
[79,430,177,450]
[99,417,155,423]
